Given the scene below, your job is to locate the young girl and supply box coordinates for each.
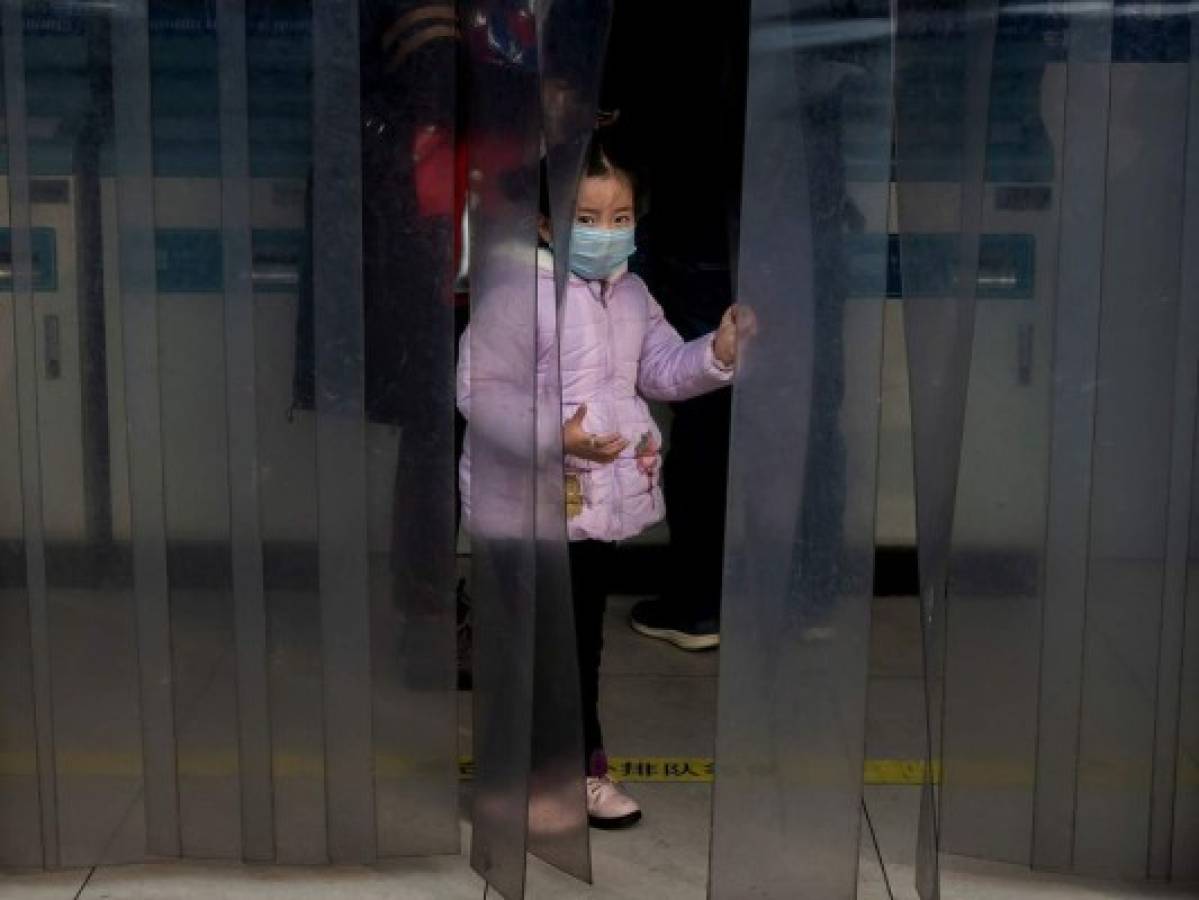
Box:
[458,128,741,829]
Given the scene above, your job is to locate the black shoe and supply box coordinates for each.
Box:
[629,599,719,651]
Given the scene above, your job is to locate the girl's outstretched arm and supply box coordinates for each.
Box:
[637,296,734,402]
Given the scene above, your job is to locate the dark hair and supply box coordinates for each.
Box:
[538,123,647,222]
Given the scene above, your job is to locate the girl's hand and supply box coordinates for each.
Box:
[563,405,628,464]
[714,304,754,368]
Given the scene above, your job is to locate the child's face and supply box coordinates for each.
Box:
[538,172,635,245]
[574,173,635,230]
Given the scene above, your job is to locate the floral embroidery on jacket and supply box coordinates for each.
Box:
[634,432,660,489]
[565,473,584,520]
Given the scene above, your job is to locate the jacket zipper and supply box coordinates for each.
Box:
[600,280,624,531]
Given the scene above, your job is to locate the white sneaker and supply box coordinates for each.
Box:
[586,775,642,830]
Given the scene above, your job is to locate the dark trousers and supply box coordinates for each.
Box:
[634,253,736,628]
[786,91,849,618]
[569,540,616,771]
[662,389,731,624]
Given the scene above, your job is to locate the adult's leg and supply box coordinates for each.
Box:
[629,258,734,649]
[662,388,731,626]
[791,90,848,626]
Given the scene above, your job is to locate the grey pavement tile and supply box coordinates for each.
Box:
[78,856,483,900]
[599,676,717,759]
[865,677,927,761]
[860,786,1199,900]
[0,869,90,900]
[6,574,1186,899]
[869,596,923,678]
[526,784,710,900]
[602,597,719,680]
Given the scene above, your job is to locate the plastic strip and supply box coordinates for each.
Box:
[1031,1,1114,872]
[110,0,181,859]
[150,5,242,859]
[217,0,274,862]
[28,5,148,867]
[1149,10,1199,872]
[893,1,998,896]
[709,0,892,896]
[938,6,1071,865]
[1072,35,1191,879]
[249,1,326,864]
[525,0,613,882]
[362,0,460,858]
[1,2,57,867]
[1169,14,1199,881]
[461,1,541,894]
[311,0,375,863]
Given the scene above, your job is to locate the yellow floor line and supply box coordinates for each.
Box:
[0,751,940,786]
[7,751,1190,788]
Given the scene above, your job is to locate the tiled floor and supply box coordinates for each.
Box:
[9,826,1195,900]
[1,595,1195,900]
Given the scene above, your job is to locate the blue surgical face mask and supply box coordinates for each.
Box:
[568,225,636,281]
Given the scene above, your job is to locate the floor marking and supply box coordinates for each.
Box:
[0,751,939,786]
[6,752,1189,788]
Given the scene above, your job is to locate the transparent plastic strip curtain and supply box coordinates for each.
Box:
[934,0,1199,883]
[41,2,147,867]
[462,1,610,895]
[1172,14,1199,881]
[0,0,459,868]
[1152,10,1199,877]
[257,2,326,864]
[363,0,460,857]
[461,1,546,895]
[111,0,181,858]
[311,0,375,863]
[352,0,462,858]
[1033,0,1114,872]
[1,3,55,867]
[529,0,611,882]
[1067,7,1194,877]
[939,0,1109,868]
[217,0,274,862]
[157,2,242,859]
[893,0,997,896]
[709,0,892,896]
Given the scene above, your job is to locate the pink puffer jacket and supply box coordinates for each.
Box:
[458,249,732,542]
